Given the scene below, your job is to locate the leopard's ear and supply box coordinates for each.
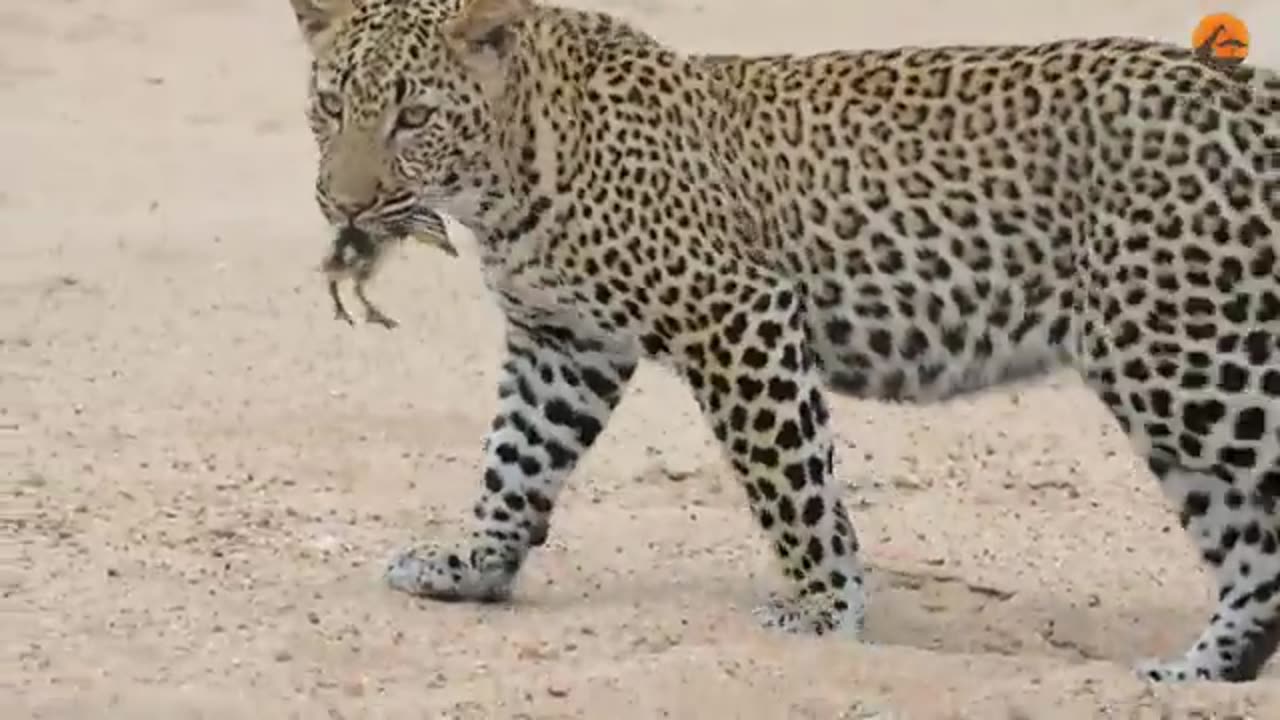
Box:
[288,0,357,54]
[442,0,534,59]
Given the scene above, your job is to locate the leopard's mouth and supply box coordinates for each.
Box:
[353,202,442,238]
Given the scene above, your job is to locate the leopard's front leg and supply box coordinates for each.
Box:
[386,322,637,602]
[675,275,868,637]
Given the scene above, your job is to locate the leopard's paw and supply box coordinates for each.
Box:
[385,541,520,603]
[753,587,866,639]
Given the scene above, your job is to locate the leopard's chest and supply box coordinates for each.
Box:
[481,259,634,347]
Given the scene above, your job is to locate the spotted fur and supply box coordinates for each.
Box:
[286,0,1280,682]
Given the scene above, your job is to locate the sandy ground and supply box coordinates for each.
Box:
[4,0,1280,717]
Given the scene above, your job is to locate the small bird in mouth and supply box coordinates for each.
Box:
[320,212,457,330]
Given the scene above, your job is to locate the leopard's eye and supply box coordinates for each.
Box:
[395,105,434,130]
[316,91,343,119]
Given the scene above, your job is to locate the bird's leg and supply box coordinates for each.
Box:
[355,277,398,329]
[328,279,356,325]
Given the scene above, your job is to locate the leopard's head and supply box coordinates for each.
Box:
[287,0,537,235]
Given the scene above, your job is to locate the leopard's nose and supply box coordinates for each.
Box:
[332,197,375,223]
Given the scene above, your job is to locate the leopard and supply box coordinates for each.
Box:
[284,0,1280,682]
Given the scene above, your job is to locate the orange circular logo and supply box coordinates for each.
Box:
[1192,13,1249,62]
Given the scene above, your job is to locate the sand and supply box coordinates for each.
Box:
[4,0,1280,717]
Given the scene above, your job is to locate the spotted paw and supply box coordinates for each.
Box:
[1134,657,1214,683]
[752,589,866,639]
[384,541,521,603]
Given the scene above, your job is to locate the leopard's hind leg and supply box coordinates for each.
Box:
[1081,266,1280,682]
[1137,460,1280,682]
